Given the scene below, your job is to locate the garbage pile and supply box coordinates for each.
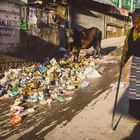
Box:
[0,57,101,125]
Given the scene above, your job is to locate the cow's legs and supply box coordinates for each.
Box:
[72,48,80,63]
[93,46,97,58]
[93,44,98,58]
[97,46,101,58]
[93,42,101,59]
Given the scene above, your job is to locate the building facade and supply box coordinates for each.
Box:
[0,0,130,54]
[69,0,129,38]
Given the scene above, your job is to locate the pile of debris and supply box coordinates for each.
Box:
[0,56,102,125]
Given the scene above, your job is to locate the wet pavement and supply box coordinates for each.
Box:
[0,65,119,139]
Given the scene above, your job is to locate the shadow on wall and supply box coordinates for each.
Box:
[20,29,59,61]
[5,26,67,63]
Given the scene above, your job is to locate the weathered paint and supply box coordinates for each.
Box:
[0,1,20,53]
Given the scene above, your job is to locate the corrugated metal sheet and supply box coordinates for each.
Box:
[92,0,116,7]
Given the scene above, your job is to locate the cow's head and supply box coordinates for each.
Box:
[66,28,81,49]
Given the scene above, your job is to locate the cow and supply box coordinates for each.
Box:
[66,27,102,62]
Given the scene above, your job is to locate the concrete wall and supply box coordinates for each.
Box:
[19,6,62,60]
[0,1,20,53]
[73,11,105,38]
[0,2,63,60]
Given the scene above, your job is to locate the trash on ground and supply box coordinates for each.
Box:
[0,56,102,125]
